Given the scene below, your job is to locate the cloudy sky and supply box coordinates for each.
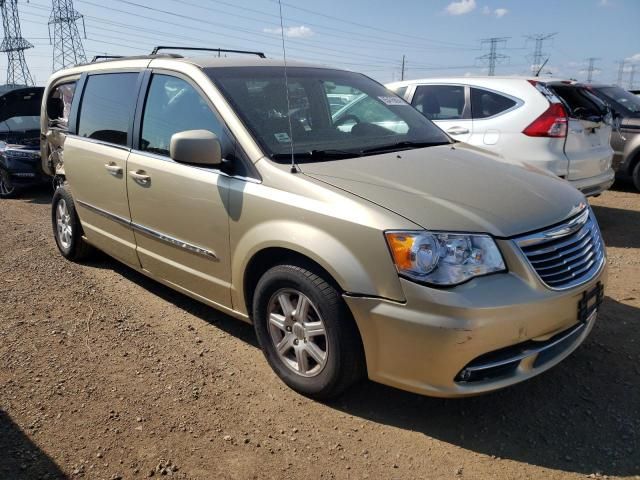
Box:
[4,0,640,86]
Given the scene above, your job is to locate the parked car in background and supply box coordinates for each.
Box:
[44,52,606,399]
[0,86,47,198]
[585,84,640,191]
[386,77,615,197]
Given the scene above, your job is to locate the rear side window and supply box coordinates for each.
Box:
[547,85,604,119]
[140,74,226,157]
[471,88,517,119]
[412,85,466,120]
[78,73,139,146]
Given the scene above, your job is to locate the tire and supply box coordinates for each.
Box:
[632,160,640,192]
[0,167,18,199]
[51,186,94,261]
[252,264,365,399]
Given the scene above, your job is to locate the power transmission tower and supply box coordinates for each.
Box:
[401,55,405,81]
[49,0,87,72]
[0,0,34,86]
[585,57,600,83]
[615,60,626,86]
[630,64,636,90]
[526,33,556,75]
[477,37,509,76]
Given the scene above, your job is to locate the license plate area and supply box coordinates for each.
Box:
[578,282,603,323]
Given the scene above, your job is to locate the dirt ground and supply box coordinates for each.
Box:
[0,183,638,480]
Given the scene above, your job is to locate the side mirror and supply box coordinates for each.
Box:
[170,130,222,167]
[47,96,64,119]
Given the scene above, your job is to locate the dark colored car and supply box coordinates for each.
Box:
[0,86,48,197]
[586,84,640,191]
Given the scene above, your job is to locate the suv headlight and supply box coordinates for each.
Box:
[385,231,506,286]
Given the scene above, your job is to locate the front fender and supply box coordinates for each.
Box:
[231,219,405,316]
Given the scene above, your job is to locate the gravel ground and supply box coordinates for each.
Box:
[0,184,638,480]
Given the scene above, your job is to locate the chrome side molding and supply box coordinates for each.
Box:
[76,200,218,261]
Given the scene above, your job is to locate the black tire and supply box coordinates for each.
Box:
[632,160,640,192]
[0,166,18,199]
[253,264,365,399]
[51,186,94,261]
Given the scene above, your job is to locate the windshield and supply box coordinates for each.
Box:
[207,67,450,161]
[594,86,640,116]
[0,116,40,133]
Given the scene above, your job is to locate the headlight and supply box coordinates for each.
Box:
[385,231,506,286]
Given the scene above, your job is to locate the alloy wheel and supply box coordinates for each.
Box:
[267,288,329,377]
[55,198,73,250]
[0,169,15,196]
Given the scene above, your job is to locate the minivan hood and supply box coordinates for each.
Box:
[301,144,586,238]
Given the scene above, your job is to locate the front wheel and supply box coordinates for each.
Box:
[0,167,17,198]
[632,160,640,192]
[51,186,94,261]
[253,264,365,399]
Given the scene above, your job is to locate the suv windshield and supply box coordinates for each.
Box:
[207,67,450,161]
[592,86,640,117]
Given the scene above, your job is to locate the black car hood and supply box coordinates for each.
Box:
[0,87,44,124]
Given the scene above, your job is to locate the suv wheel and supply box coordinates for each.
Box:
[0,167,17,198]
[632,160,640,192]
[253,264,365,399]
[52,186,94,261]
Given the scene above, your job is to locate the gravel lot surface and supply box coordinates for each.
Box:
[0,185,638,480]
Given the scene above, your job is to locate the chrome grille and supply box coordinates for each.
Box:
[515,208,605,290]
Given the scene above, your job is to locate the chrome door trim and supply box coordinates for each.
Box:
[77,199,131,227]
[76,200,219,261]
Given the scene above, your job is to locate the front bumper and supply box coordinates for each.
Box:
[569,168,615,197]
[344,253,607,398]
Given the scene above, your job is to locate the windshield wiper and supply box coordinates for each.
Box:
[271,149,362,161]
[360,140,450,155]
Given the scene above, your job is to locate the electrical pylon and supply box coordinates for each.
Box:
[49,0,87,71]
[0,0,34,86]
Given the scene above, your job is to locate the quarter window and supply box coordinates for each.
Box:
[471,88,517,119]
[412,85,466,120]
[78,73,139,146]
[140,74,225,157]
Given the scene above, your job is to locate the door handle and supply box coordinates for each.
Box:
[104,163,123,176]
[129,170,151,185]
[446,126,470,135]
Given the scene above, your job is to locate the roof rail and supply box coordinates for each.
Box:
[91,55,124,63]
[151,46,266,59]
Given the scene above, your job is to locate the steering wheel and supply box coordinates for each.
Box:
[334,114,361,127]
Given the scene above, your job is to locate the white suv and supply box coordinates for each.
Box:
[386,77,615,196]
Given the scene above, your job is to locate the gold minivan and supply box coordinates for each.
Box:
[41,50,606,398]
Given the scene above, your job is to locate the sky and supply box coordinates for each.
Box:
[3,0,640,87]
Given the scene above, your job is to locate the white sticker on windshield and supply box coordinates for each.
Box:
[274,132,291,143]
[378,96,407,106]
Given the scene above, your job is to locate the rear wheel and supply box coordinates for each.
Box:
[253,264,365,399]
[51,186,94,261]
[0,167,17,198]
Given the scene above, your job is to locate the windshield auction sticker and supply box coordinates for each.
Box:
[274,132,291,143]
[378,96,407,106]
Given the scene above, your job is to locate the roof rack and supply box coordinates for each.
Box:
[91,55,124,63]
[151,46,266,59]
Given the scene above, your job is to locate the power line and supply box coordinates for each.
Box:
[526,33,556,75]
[477,37,510,76]
[0,0,34,86]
